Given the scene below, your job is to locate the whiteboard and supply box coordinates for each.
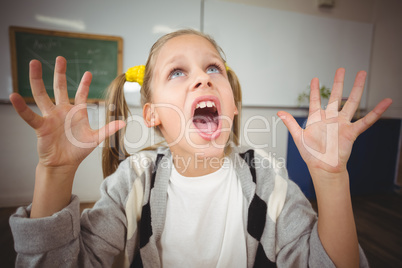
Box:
[204,0,373,108]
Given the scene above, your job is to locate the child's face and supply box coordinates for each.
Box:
[148,34,238,160]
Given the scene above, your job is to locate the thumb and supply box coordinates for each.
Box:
[277,111,302,142]
[96,120,126,145]
[10,93,44,129]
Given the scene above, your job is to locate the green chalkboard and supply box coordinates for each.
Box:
[10,26,123,103]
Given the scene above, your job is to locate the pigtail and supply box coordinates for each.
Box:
[102,74,131,178]
[227,68,242,146]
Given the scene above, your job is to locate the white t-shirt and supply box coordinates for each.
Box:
[158,158,247,267]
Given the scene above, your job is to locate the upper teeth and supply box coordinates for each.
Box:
[196,101,216,109]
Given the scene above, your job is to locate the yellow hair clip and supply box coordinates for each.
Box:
[126,65,145,86]
[225,63,231,71]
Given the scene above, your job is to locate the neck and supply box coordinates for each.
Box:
[172,152,226,177]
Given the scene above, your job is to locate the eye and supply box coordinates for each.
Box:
[206,64,222,74]
[169,69,185,80]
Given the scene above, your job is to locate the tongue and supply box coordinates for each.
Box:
[193,115,218,133]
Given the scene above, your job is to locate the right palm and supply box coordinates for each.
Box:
[10,56,125,170]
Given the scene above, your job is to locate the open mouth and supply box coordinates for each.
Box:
[191,96,221,140]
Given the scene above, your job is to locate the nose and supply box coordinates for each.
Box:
[190,70,212,91]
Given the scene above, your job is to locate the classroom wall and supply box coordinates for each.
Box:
[367,0,402,118]
[224,0,402,118]
[0,0,201,206]
[0,0,400,207]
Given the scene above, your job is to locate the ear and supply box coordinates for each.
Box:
[143,103,161,128]
[234,105,239,116]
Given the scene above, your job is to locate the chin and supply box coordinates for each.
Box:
[194,146,225,159]
[186,132,230,159]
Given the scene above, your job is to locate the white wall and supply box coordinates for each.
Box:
[1,0,400,207]
[223,0,402,117]
[366,0,402,118]
[204,0,374,108]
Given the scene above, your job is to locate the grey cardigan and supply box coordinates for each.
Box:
[10,146,368,267]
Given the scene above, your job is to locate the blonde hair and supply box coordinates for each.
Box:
[102,29,242,177]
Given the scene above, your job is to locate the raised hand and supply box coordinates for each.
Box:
[278,68,392,175]
[10,56,125,170]
[9,56,125,217]
[279,69,392,267]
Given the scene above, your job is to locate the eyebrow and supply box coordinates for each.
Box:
[162,52,223,70]
[162,55,186,69]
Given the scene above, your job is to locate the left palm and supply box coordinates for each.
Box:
[279,68,392,174]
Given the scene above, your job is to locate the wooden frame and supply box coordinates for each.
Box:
[9,26,123,103]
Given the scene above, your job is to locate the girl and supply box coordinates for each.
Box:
[9,29,392,267]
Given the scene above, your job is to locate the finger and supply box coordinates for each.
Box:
[75,71,92,105]
[327,68,345,112]
[308,77,321,115]
[29,60,54,115]
[353,98,392,136]
[53,56,70,105]
[9,93,44,129]
[341,70,367,120]
[306,78,323,126]
[277,111,302,144]
[95,120,126,145]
